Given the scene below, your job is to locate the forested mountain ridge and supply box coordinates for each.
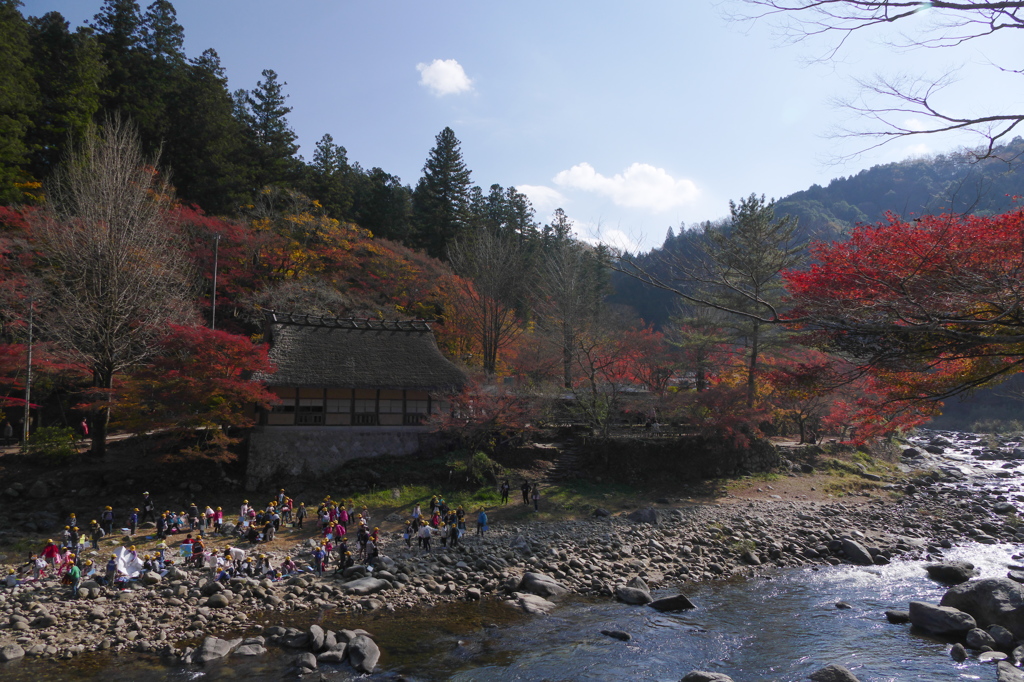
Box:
[610,137,1024,329]
[776,139,1024,242]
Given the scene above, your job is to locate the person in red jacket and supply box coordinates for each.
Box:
[41,539,61,568]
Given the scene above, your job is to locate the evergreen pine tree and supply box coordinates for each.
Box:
[26,11,104,180]
[307,133,354,220]
[244,68,299,190]
[351,166,413,242]
[162,48,250,213]
[411,126,473,258]
[0,0,39,202]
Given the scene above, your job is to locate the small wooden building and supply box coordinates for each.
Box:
[246,311,466,489]
[256,311,467,427]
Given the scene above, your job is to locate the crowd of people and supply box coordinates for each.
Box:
[6,478,546,598]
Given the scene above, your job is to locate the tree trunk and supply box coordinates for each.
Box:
[90,368,113,458]
[746,322,760,409]
[562,324,573,389]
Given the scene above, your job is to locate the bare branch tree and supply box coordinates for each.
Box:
[448,228,524,376]
[735,0,1024,159]
[32,117,195,456]
[535,210,609,388]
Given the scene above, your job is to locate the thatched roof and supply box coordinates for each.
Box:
[257,311,466,392]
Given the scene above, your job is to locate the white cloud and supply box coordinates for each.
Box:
[903,117,928,132]
[552,162,699,212]
[516,184,566,216]
[903,143,932,158]
[583,228,640,254]
[416,59,473,97]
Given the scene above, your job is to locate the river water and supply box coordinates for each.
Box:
[5,430,1023,681]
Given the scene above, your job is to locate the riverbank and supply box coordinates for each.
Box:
[4,430,1022,675]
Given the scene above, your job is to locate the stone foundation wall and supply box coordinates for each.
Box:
[245,426,433,490]
[579,435,782,481]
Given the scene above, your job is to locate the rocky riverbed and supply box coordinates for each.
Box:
[4,430,1024,677]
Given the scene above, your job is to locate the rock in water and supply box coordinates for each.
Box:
[998,661,1024,682]
[294,651,317,670]
[233,644,266,657]
[600,629,631,641]
[614,585,652,605]
[884,610,910,624]
[940,578,1024,639]
[650,594,696,611]
[925,561,977,584]
[950,643,967,662]
[347,634,380,674]
[908,601,977,635]
[518,572,569,599]
[840,538,874,566]
[507,592,556,615]
[196,637,241,665]
[680,672,735,682]
[809,664,861,682]
[307,624,326,652]
[966,627,997,650]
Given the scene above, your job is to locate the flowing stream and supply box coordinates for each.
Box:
[5,430,1023,681]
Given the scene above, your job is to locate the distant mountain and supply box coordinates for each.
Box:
[776,137,1024,243]
[610,137,1024,328]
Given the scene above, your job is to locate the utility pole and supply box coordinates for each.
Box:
[211,233,221,331]
[22,298,32,444]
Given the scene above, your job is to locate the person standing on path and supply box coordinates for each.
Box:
[67,560,81,599]
[3,422,12,446]
[476,508,488,536]
[141,492,156,524]
[500,480,510,505]
[521,480,530,505]
[532,484,540,512]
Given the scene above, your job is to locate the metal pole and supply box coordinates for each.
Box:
[211,233,221,331]
[22,299,32,444]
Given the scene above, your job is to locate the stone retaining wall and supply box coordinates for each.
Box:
[245,426,435,490]
[579,435,781,481]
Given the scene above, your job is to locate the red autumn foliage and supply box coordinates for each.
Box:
[785,210,1024,400]
[114,324,275,438]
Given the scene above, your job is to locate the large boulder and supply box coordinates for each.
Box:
[196,636,241,665]
[925,562,977,585]
[650,594,695,611]
[840,538,874,566]
[340,576,390,596]
[615,585,653,605]
[809,664,861,682]
[519,572,568,599]
[347,634,380,674]
[908,601,976,636]
[940,578,1024,638]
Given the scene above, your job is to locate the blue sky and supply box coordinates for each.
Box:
[21,0,1023,252]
